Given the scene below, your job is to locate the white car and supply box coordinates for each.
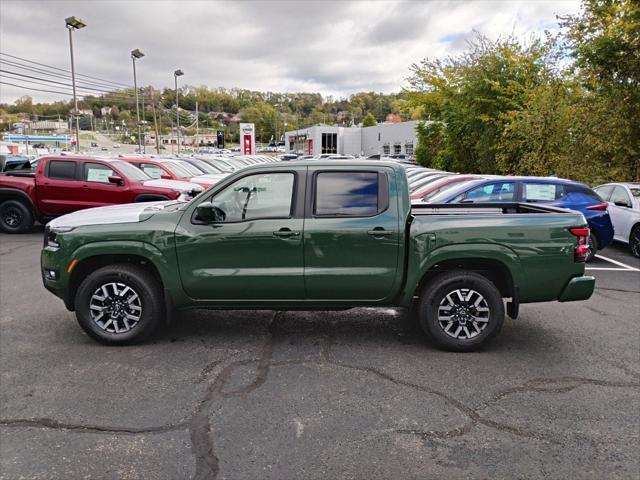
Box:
[594,182,640,257]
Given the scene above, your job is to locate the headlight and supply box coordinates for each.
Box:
[45,226,74,248]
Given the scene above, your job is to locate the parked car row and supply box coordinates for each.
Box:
[404,164,638,259]
[0,152,285,233]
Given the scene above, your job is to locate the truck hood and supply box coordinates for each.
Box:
[143,178,203,192]
[48,201,176,229]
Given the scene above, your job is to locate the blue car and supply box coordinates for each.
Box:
[427,176,614,261]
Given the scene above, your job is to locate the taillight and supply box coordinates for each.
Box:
[586,203,608,211]
[569,227,590,262]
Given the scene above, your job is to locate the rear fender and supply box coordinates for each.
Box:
[399,242,521,307]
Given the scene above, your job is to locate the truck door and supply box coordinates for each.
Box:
[38,159,83,216]
[76,162,131,209]
[175,168,305,301]
[303,167,400,301]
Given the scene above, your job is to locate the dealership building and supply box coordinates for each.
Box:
[284,121,421,157]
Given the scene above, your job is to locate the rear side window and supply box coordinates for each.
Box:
[523,182,566,202]
[315,172,383,217]
[47,160,76,180]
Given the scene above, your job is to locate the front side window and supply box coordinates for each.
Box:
[593,185,614,201]
[610,186,632,206]
[212,172,294,222]
[47,160,76,180]
[84,163,115,183]
[523,182,564,202]
[315,172,379,217]
[139,163,166,179]
[462,182,515,203]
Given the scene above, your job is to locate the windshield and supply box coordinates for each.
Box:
[110,161,150,181]
[426,180,484,203]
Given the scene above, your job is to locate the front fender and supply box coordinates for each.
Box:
[66,240,189,308]
[399,242,521,306]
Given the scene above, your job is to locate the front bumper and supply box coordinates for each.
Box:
[558,276,595,302]
[41,248,73,311]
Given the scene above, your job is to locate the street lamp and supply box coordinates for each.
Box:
[65,16,86,153]
[174,69,184,153]
[131,49,145,153]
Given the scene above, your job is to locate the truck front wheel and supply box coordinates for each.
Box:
[0,200,34,233]
[419,271,504,352]
[74,264,164,345]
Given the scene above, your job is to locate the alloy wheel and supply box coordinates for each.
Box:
[438,288,490,339]
[89,282,142,333]
[632,228,640,258]
[2,206,22,227]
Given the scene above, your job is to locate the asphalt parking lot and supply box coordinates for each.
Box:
[1,229,639,479]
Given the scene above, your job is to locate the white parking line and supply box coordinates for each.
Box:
[586,254,640,272]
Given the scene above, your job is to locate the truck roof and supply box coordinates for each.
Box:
[237,159,408,172]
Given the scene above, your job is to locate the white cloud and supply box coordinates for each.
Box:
[0,0,581,103]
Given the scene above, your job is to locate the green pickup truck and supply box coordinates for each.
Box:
[41,161,595,351]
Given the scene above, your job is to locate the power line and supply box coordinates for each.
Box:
[0,80,75,97]
[1,69,124,95]
[0,52,133,89]
[0,58,129,92]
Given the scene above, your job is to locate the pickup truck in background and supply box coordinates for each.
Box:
[0,155,203,233]
[41,161,595,351]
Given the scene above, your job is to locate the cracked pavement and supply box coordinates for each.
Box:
[1,230,639,479]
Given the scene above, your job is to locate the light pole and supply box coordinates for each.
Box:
[131,49,144,153]
[174,69,184,153]
[65,16,86,153]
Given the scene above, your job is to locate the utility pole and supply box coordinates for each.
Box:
[65,16,86,153]
[173,69,184,154]
[131,49,144,154]
[195,100,199,153]
[151,95,160,154]
[141,88,146,153]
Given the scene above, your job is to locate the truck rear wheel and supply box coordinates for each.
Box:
[418,271,504,352]
[0,200,34,233]
[74,264,164,345]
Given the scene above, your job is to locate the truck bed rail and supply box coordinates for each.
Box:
[411,202,573,215]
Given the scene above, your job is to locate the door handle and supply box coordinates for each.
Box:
[367,228,393,237]
[273,228,300,238]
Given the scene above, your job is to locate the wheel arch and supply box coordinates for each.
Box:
[68,253,165,311]
[0,188,36,212]
[415,257,515,300]
[134,194,170,202]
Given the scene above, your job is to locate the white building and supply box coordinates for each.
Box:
[284,121,422,157]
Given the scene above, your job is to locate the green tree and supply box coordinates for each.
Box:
[362,112,377,127]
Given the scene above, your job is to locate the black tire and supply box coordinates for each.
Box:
[631,225,640,259]
[418,271,504,352]
[74,264,164,345]
[586,233,598,263]
[0,199,34,233]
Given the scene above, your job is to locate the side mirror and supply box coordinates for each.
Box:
[108,175,124,185]
[195,202,226,223]
[160,174,172,180]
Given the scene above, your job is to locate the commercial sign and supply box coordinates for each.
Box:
[239,123,255,155]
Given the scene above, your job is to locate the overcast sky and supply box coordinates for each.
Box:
[0,0,581,104]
